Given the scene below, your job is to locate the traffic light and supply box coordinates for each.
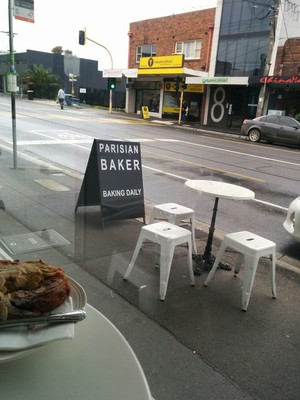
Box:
[174,76,180,92]
[79,30,86,45]
[108,78,117,90]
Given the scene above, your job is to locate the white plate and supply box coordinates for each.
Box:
[0,276,87,364]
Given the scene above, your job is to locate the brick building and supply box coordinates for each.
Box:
[128,9,216,71]
[275,38,300,76]
[125,8,216,121]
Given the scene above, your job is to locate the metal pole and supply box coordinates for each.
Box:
[86,37,114,114]
[178,89,184,125]
[8,0,17,169]
[256,0,280,117]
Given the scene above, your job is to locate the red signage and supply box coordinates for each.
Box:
[260,76,300,84]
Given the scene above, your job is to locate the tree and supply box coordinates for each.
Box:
[20,64,61,99]
[51,46,63,54]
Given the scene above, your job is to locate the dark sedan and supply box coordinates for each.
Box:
[240,115,300,146]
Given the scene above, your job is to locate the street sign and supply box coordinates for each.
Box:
[14,0,34,23]
[6,73,18,92]
[141,106,150,119]
[102,69,123,78]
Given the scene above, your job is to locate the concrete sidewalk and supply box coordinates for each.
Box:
[0,143,299,400]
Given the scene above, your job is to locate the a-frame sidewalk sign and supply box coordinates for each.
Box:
[75,139,145,225]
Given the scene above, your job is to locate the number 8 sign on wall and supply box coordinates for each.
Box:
[210,87,226,123]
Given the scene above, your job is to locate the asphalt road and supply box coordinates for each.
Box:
[0,95,299,264]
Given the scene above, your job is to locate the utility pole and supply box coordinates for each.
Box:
[256,0,280,117]
[8,0,18,169]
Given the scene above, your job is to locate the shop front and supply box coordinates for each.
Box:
[135,80,162,115]
[162,81,204,121]
[187,76,251,129]
[249,75,300,118]
[206,84,258,128]
[128,55,208,120]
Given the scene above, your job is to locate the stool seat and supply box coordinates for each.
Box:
[149,203,197,254]
[204,231,277,311]
[124,221,195,300]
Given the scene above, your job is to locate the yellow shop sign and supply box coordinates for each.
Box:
[164,82,204,93]
[139,55,184,69]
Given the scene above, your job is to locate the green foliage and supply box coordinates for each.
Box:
[51,46,63,54]
[20,64,61,99]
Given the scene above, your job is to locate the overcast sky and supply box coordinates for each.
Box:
[0,0,216,70]
[1,1,298,70]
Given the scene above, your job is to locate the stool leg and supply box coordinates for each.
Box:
[187,238,195,286]
[154,243,160,267]
[168,215,176,225]
[159,242,175,301]
[234,253,244,276]
[204,242,227,286]
[270,251,277,299]
[149,211,155,224]
[190,217,197,255]
[241,254,259,311]
[124,233,145,280]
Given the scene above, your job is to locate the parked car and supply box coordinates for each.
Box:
[240,115,300,146]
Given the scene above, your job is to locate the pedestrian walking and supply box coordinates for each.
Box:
[57,88,65,109]
[181,100,189,123]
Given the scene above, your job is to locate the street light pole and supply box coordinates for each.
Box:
[8,0,17,169]
[86,36,114,114]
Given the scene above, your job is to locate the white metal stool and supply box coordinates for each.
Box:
[124,221,195,300]
[149,203,197,254]
[204,231,277,311]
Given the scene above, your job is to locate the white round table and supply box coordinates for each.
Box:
[185,180,255,273]
[0,304,152,400]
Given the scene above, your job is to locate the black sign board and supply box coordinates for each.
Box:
[75,139,145,223]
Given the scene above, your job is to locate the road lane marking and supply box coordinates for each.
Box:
[143,150,265,182]
[173,139,300,168]
[16,139,93,145]
[13,132,300,168]
[143,166,287,211]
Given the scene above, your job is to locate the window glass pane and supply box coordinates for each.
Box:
[195,40,201,58]
[184,42,194,58]
[266,116,279,124]
[280,117,296,127]
[216,0,273,76]
[141,44,152,57]
[175,42,183,53]
[183,40,201,59]
[136,44,156,63]
[136,46,142,63]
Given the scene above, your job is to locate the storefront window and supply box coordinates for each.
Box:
[135,82,161,113]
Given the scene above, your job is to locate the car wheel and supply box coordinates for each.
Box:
[248,129,261,142]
